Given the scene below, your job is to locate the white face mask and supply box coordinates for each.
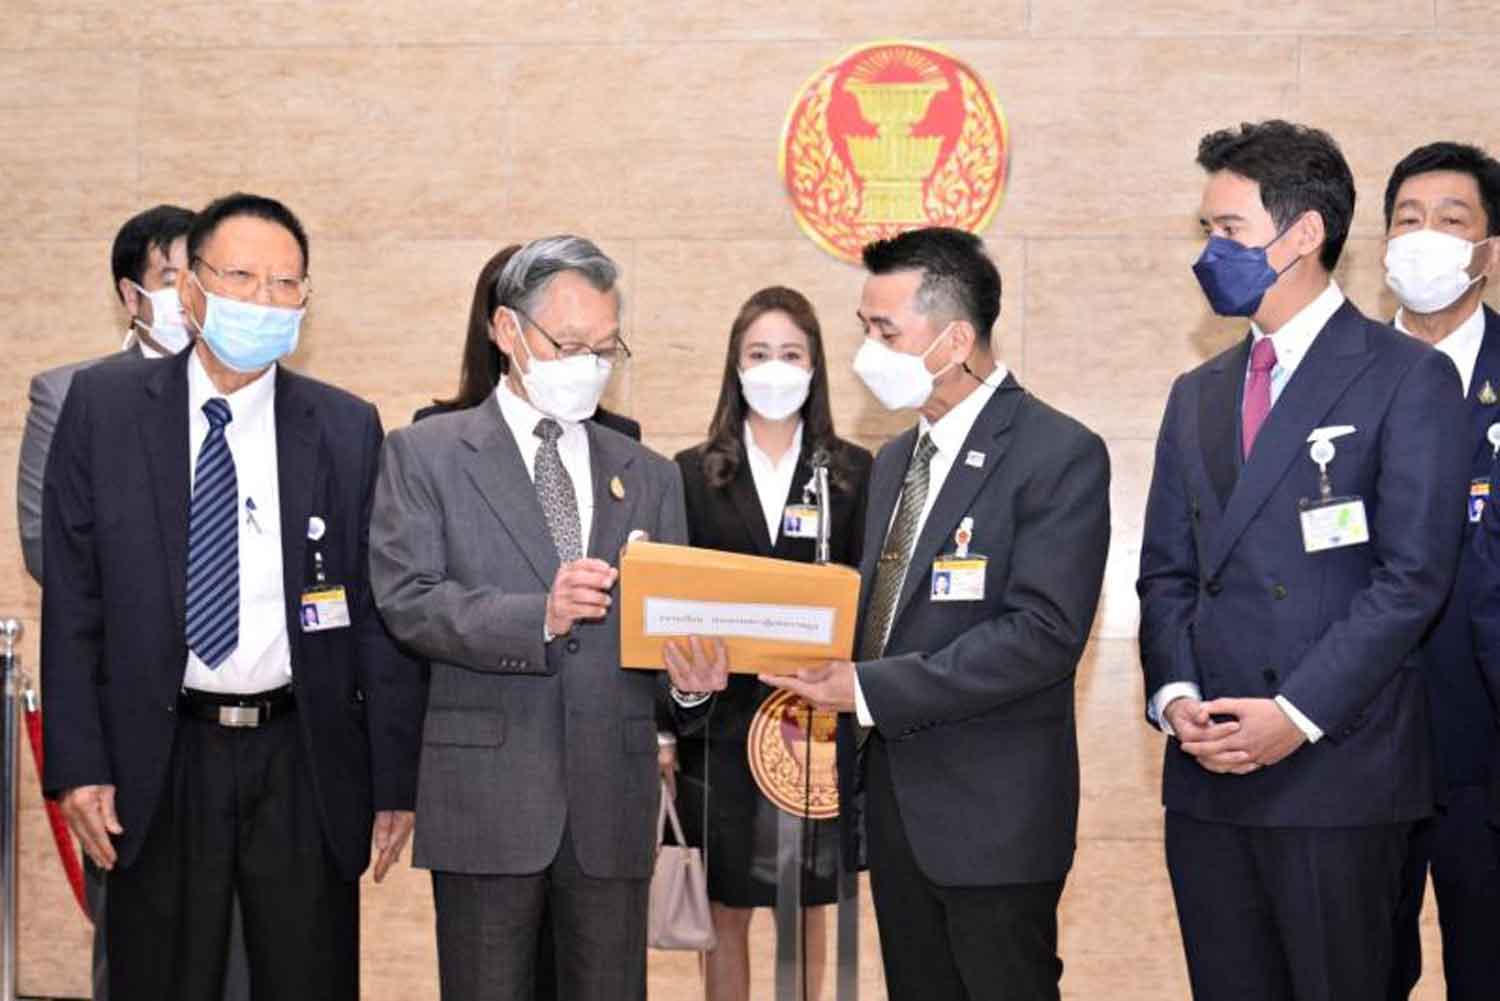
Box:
[1384,229,1492,315]
[739,360,813,421]
[852,326,955,411]
[510,309,613,423]
[129,282,191,355]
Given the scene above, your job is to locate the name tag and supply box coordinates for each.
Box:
[1470,478,1490,524]
[932,556,986,602]
[300,586,351,632]
[783,504,820,540]
[1299,496,1370,553]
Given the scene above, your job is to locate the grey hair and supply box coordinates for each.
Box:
[493,234,621,319]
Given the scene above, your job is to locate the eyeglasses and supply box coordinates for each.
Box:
[514,308,632,367]
[193,257,311,308]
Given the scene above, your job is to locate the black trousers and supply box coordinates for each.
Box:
[431,825,648,1001]
[107,710,358,1001]
[863,735,1065,1001]
[1387,784,1500,1001]
[1166,810,1410,1001]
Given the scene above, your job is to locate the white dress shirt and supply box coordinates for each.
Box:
[493,378,596,554]
[1149,281,1348,744]
[743,419,804,546]
[1395,302,1486,397]
[853,363,1010,726]
[182,351,291,694]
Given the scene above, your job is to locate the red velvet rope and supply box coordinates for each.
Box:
[22,706,91,921]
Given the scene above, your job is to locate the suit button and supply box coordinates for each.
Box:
[1204,578,1222,596]
[165,702,176,713]
[1262,668,1277,684]
[566,638,581,654]
[1271,584,1287,600]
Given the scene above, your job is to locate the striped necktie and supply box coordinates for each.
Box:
[185,397,239,669]
[858,434,938,660]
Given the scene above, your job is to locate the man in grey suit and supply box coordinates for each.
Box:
[16,203,252,1001]
[370,235,722,1001]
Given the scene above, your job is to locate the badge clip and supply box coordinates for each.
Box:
[1488,423,1500,458]
[954,516,974,559]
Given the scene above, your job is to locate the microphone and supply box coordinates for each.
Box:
[809,448,832,565]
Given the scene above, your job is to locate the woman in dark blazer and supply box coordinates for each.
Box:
[673,286,871,1001]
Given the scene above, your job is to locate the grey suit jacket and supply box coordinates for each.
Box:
[369,399,688,879]
[17,347,138,582]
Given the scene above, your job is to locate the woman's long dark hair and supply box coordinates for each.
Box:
[434,244,523,409]
[701,286,852,491]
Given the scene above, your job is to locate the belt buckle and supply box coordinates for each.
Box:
[218,705,262,728]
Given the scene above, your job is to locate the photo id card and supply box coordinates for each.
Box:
[1470,478,1490,524]
[931,556,986,602]
[1299,496,1370,553]
[300,586,351,632]
[783,504,821,540]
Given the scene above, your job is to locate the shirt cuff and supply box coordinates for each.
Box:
[853,667,874,728]
[1273,695,1324,744]
[1149,682,1203,736]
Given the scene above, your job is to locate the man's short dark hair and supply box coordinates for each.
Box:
[861,227,1002,345]
[1383,141,1500,238]
[110,204,195,303]
[187,193,310,274]
[1197,120,1355,272]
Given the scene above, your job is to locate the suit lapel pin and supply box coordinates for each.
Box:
[1480,380,1497,406]
[610,475,626,501]
[307,516,326,541]
[964,450,985,469]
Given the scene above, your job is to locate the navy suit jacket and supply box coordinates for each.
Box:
[40,349,426,880]
[1138,298,1469,828]
[1416,305,1500,799]
[843,377,1111,886]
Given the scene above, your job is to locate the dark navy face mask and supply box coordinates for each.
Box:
[1192,226,1298,317]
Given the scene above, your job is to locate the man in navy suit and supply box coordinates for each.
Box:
[1385,143,1500,1001]
[42,193,424,1000]
[1138,120,1470,999]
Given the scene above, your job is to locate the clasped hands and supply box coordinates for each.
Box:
[1166,696,1307,775]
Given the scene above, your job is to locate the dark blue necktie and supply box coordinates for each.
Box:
[185,398,239,668]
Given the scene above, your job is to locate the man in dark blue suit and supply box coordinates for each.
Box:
[42,193,425,1001]
[1386,142,1500,1001]
[1138,121,1470,1000]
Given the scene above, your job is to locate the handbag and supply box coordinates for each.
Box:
[647,779,717,951]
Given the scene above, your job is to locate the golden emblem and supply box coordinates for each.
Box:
[779,42,1009,264]
[610,475,625,500]
[1480,380,1497,406]
[747,689,840,819]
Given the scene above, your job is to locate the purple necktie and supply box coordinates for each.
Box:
[1242,337,1277,459]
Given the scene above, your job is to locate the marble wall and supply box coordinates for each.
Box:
[5,0,1497,996]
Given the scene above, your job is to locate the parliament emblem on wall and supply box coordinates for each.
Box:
[779,41,1009,264]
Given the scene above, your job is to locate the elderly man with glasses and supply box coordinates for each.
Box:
[41,192,425,1001]
[369,234,727,1001]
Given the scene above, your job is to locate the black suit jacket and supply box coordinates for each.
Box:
[41,349,425,881]
[674,436,872,742]
[847,376,1110,886]
[413,401,641,441]
[1138,300,1468,829]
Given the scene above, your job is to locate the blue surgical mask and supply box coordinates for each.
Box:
[1192,227,1298,317]
[190,276,304,372]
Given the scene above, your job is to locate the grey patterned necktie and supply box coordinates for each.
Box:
[858,433,938,660]
[533,418,583,563]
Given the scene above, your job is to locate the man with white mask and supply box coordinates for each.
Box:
[41,192,425,1001]
[765,227,1111,1000]
[1382,141,1500,1001]
[369,234,726,1001]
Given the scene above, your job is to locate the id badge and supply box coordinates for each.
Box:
[931,556,986,602]
[783,504,820,540]
[1470,478,1490,524]
[300,586,351,632]
[1299,496,1370,553]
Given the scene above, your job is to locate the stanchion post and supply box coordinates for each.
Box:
[1,618,24,1001]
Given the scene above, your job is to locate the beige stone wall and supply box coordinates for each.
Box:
[4,0,1495,996]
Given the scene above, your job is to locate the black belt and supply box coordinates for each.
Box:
[179,685,295,728]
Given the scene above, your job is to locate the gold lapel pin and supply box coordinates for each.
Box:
[1480,380,1497,406]
[610,475,625,501]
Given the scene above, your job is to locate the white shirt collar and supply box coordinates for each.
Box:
[187,347,276,426]
[1394,302,1486,398]
[919,362,1011,457]
[1249,280,1346,377]
[743,419,803,472]
[493,374,583,438]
